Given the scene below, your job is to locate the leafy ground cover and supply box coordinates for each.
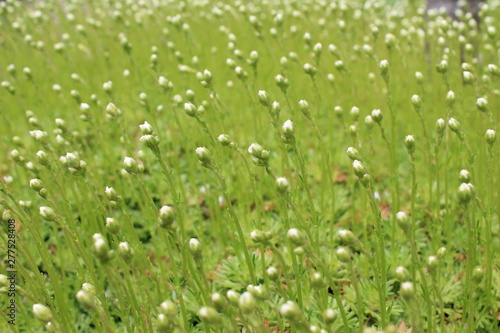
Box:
[0,0,499,332]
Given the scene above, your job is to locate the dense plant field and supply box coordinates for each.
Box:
[0,0,499,332]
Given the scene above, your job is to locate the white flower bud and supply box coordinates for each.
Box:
[335,247,351,263]
[436,246,447,259]
[448,118,461,133]
[338,229,356,244]
[198,306,220,324]
[117,242,134,261]
[184,102,197,117]
[275,177,289,193]
[485,129,496,145]
[266,267,279,281]
[258,90,271,107]
[29,130,49,144]
[457,183,473,204]
[76,289,95,308]
[459,170,471,183]
[298,100,310,117]
[280,301,301,322]
[396,211,409,229]
[140,135,159,149]
[371,109,383,122]
[436,118,446,134]
[33,304,52,322]
[195,147,212,166]
[189,238,202,257]
[30,178,44,192]
[287,228,305,246]
[346,147,361,161]
[123,157,139,174]
[159,205,175,228]
[352,160,367,178]
[39,206,57,221]
[238,292,257,314]
[411,95,422,109]
[379,61,389,78]
[282,120,294,139]
[415,72,424,84]
[405,135,415,152]
[105,217,120,235]
[395,266,410,281]
[217,134,233,147]
[323,308,337,324]
[139,121,153,135]
[400,282,415,299]
[463,71,474,84]
[226,290,240,306]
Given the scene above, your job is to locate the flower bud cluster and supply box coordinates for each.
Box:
[92,233,113,262]
[60,152,87,176]
[248,143,270,166]
[30,178,47,198]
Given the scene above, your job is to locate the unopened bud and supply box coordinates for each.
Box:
[338,229,356,244]
[280,301,301,322]
[159,206,175,228]
[335,247,351,263]
[411,95,422,109]
[459,170,471,183]
[266,267,279,281]
[485,129,496,145]
[448,118,461,133]
[396,211,409,230]
[395,266,410,281]
[405,135,415,153]
[238,292,257,314]
[226,290,240,306]
[123,157,139,174]
[457,183,473,204]
[371,109,383,123]
[39,206,57,221]
[198,306,220,324]
[195,147,212,167]
[188,238,202,257]
[352,160,367,178]
[476,97,488,112]
[436,246,447,259]
[105,217,120,235]
[400,282,415,299]
[287,228,305,246]
[33,304,52,322]
[346,147,361,161]
[298,100,310,117]
[258,90,271,107]
[275,177,289,193]
[323,309,337,324]
[118,242,134,261]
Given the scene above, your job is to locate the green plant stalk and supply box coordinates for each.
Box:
[290,140,316,220]
[376,123,397,260]
[308,250,350,332]
[382,74,401,214]
[408,152,433,332]
[431,269,445,332]
[347,259,364,333]
[363,181,387,329]
[105,265,149,333]
[484,145,494,313]
[278,196,303,309]
[464,203,475,333]
[309,119,335,233]
[211,166,257,284]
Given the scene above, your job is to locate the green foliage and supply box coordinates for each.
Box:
[0,0,498,332]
